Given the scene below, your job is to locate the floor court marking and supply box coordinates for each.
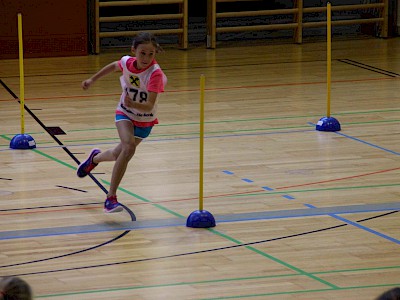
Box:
[222,169,400,245]
[305,204,400,245]
[1,202,399,240]
[276,166,400,190]
[0,76,397,102]
[334,130,400,155]
[1,60,398,296]
[305,121,400,156]
[35,282,400,300]
[3,211,398,280]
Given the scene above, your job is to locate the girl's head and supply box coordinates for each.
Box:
[131,32,163,70]
[0,276,33,300]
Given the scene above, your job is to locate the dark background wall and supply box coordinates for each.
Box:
[96,0,398,51]
[0,0,397,58]
[0,0,87,59]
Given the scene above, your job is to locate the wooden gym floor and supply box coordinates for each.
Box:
[0,36,399,299]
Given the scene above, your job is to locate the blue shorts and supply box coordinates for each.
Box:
[115,114,153,139]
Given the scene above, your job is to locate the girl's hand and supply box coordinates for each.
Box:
[82,79,94,90]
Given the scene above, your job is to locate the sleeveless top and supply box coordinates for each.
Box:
[116,55,167,126]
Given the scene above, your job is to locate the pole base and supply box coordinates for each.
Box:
[10,134,36,149]
[186,210,216,228]
[316,117,341,132]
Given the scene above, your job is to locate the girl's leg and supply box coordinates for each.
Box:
[93,144,122,164]
[107,120,137,197]
[93,138,142,164]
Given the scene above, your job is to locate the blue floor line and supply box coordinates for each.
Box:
[1,202,399,240]
[305,203,400,244]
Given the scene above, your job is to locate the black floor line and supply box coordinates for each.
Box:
[338,59,400,77]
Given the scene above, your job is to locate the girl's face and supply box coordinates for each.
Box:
[132,43,156,69]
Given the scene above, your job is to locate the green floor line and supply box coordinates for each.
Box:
[345,119,400,125]
[35,274,400,299]
[36,273,302,298]
[313,265,400,275]
[208,230,337,289]
[32,149,77,170]
[65,125,313,144]
[2,107,400,138]
[199,283,400,300]
[229,183,400,198]
[105,182,186,219]
[3,117,400,148]
[101,180,336,288]
[2,132,397,296]
[65,108,400,132]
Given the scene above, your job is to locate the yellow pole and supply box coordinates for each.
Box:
[199,75,205,211]
[18,13,25,134]
[326,3,331,118]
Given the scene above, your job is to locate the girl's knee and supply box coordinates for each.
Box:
[121,142,136,157]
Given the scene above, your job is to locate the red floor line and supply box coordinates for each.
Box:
[0,205,102,216]
[0,76,395,102]
[275,167,400,190]
[1,167,398,216]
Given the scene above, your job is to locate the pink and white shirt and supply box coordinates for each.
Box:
[116,55,167,127]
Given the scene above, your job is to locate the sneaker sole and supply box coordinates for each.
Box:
[104,206,124,213]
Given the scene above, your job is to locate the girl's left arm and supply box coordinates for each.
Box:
[123,91,158,112]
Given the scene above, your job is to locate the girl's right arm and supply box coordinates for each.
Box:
[82,61,120,90]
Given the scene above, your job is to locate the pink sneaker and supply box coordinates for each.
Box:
[104,195,123,213]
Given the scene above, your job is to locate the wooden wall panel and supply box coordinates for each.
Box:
[0,0,88,59]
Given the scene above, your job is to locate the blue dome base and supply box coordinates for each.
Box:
[10,134,36,149]
[316,117,341,132]
[186,210,216,228]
